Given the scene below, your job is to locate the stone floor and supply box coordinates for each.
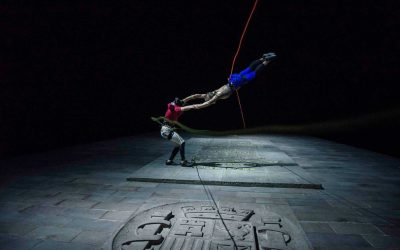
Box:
[0,132,399,249]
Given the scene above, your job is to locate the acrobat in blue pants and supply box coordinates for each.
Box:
[178,52,277,111]
[229,52,276,89]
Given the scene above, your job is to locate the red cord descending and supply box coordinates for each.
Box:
[229,0,259,129]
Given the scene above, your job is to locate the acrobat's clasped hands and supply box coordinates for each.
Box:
[160,52,277,166]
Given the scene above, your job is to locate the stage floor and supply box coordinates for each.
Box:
[0,133,399,249]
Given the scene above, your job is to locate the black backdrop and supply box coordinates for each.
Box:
[1,0,399,158]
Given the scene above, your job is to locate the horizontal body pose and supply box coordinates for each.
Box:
[180,52,276,111]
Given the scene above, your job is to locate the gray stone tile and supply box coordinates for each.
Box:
[19,205,63,217]
[292,205,363,223]
[84,194,125,203]
[307,232,372,248]
[22,214,73,227]
[150,190,209,201]
[65,218,122,232]
[0,207,28,222]
[31,240,95,250]
[55,199,100,209]
[363,235,400,249]
[0,235,42,250]
[300,222,335,233]
[60,207,108,220]
[26,226,81,242]
[329,222,385,235]
[53,192,92,200]
[92,201,140,212]
[375,224,400,237]
[115,181,159,188]
[0,188,27,197]
[313,247,376,250]
[72,177,122,185]
[118,197,146,204]
[287,198,332,207]
[100,211,134,221]
[23,193,90,206]
[0,221,37,236]
[0,200,31,210]
[112,188,156,198]
[298,213,362,223]
[72,230,111,246]
[255,197,289,205]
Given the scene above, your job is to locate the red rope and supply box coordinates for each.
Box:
[229,0,259,129]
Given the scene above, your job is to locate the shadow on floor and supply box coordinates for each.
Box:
[189,161,297,169]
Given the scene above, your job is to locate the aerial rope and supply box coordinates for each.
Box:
[230,0,260,129]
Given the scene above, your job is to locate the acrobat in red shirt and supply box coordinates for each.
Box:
[165,103,183,121]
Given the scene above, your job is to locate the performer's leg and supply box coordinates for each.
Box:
[166,146,179,165]
[239,58,264,75]
[179,142,186,161]
[255,60,270,73]
[179,142,190,166]
[161,125,186,165]
[241,60,270,82]
[248,58,264,71]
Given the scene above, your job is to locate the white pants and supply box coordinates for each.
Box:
[160,125,185,146]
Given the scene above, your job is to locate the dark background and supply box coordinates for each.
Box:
[1,0,399,158]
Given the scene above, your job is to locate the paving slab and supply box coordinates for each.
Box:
[329,222,385,235]
[55,199,100,209]
[127,137,323,189]
[92,201,140,212]
[72,230,112,246]
[362,235,400,248]
[26,225,81,242]
[100,210,135,221]
[300,221,335,233]
[306,232,372,248]
[30,240,95,250]
[0,221,37,236]
[65,218,123,232]
[0,235,42,250]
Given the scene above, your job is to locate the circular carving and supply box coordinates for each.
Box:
[112,202,311,250]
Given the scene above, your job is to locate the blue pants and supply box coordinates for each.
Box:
[230,59,265,89]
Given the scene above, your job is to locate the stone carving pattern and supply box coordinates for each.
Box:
[114,203,304,250]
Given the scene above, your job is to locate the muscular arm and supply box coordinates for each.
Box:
[181,94,219,111]
[182,94,206,104]
[181,84,233,111]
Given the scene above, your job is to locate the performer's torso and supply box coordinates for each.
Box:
[165,103,182,121]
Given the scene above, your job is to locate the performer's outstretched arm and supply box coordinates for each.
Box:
[181,92,223,111]
[181,101,212,111]
[182,94,206,104]
[181,84,232,111]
